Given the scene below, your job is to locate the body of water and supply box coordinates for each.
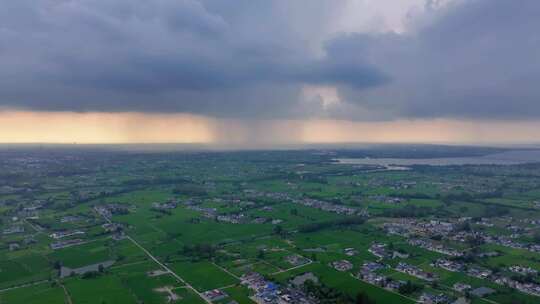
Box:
[335,150,540,166]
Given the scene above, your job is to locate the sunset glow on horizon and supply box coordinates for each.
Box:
[2,111,540,145]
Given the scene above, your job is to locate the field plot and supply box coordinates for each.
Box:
[0,283,65,304]
[48,239,116,268]
[3,148,540,304]
[222,260,280,277]
[112,262,183,304]
[0,254,51,289]
[219,285,255,304]
[173,288,207,304]
[65,274,138,304]
[169,260,238,291]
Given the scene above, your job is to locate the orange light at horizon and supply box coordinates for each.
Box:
[299,119,540,144]
[1,111,540,145]
[0,111,215,144]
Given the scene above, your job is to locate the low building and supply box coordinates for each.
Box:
[60,260,115,278]
[291,272,318,287]
[331,260,353,272]
[453,283,471,293]
[203,289,228,301]
[470,287,495,298]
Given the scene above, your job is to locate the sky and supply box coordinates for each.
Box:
[1,0,539,145]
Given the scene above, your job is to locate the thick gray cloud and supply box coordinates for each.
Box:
[333,0,540,120]
[0,0,386,117]
[1,0,540,120]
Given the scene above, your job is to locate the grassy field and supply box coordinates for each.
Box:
[0,254,51,289]
[48,240,114,269]
[65,274,138,304]
[169,260,238,291]
[2,149,540,304]
[0,283,65,304]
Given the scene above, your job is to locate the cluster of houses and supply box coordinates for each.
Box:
[368,195,405,204]
[49,230,85,239]
[94,203,131,218]
[389,181,417,190]
[186,200,247,222]
[482,234,540,253]
[187,205,217,217]
[243,189,370,217]
[366,179,416,190]
[383,219,456,238]
[432,258,540,297]
[418,292,452,304]
[151,200,179,210]
[60,215,85,223]
[356,262,404,291]
[293,198,362,216]
[383,222,410,236]
[0,185,21,195]
[494,276,540,296]
[2,225,24,235]
[344,247,358,256]
[444,222,540,254]
[432,261,492,281]
[453,283,471,293]
[356,255,509,301]
[396,262,438,281]
[101,223,125,240]
[368,243,388,259]
[241,272,280,303]
[367,243,410,260]
[357,262,385,283]
[188,204,283,225]
[474,218,494,227]
[331,260,353,272]
[216,213,246,224]
[240,272,317,304]
[408,239,463,257]
[285,255,310,267]
[466,266,492,280]
[431,259,464,272]
[508,265,538,275]
[50,238,84,250]
[251,217,284,225]
[17,202,44,219]
[202,289,229,302]
[22,202,44,212]
[243,190,291,202]
[380,218,530,260]
[102,222,122,232]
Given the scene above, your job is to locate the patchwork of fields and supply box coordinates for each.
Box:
[1,148,540,303]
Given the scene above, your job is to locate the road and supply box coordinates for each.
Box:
[271,259,313,275]
[98,213,212,303]
[212,262,240,280]
[0,280,48,293]
[59,281,73,304]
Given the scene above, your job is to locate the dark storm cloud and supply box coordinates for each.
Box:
[1,0,540,120]
[333,0,540,120]
[0,0,386,117]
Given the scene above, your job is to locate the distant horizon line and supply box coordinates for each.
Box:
[1,142,540,149]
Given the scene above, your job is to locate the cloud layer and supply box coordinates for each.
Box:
[339,0,540,120]
[1,0,539,120]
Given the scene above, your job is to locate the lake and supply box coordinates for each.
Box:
[335,150,540,166]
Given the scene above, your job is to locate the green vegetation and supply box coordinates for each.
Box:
[1,146,540,303]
